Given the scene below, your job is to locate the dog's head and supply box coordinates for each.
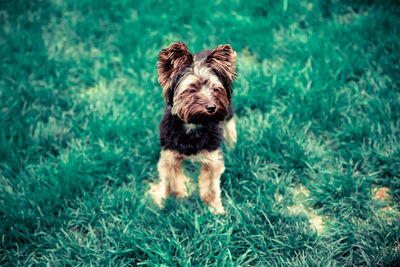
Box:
[157,42,236,124]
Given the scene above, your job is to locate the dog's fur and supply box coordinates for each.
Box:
[149,42,237,214]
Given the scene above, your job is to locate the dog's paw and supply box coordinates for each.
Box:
[147,182,166,208]
[210,205,226,215]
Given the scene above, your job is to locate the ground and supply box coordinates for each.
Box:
[1,0,400,265]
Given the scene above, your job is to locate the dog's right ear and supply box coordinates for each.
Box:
[157,42,193,103]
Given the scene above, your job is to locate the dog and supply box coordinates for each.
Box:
[149,42,237,214]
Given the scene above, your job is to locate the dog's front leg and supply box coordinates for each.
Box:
[149,149,188,206]
[157,149,188,199]
[198,150,226,214]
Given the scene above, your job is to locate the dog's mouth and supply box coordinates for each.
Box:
[173,101,229,125]
[186,111,226,125]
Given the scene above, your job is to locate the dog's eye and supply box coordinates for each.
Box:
[190,89,196,93]
[213,88,219,92]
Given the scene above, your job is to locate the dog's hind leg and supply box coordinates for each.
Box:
[223,117,237,147]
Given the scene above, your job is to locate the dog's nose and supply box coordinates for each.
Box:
[206,104,216,114]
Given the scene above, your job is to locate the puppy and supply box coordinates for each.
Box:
[149,42,237,214]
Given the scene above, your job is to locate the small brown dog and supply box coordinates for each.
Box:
[149,42,237,214]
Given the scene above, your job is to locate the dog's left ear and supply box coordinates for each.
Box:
[157,42,193,103]
[206,44,237,96]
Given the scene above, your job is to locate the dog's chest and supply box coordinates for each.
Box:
[159,107,223,156]
[184,123,201,134]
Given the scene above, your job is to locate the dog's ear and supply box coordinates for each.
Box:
[206,44,237,96]
[157,42,193,103]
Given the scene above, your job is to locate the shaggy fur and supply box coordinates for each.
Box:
[150,42,237,214]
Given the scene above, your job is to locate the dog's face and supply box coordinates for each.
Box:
[157,42,236,124]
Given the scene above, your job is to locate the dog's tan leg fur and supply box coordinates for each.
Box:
[223,118,237,146]
[198,150,226,214]
[150,149,188,206]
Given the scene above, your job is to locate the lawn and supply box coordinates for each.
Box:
[1,0,400,265]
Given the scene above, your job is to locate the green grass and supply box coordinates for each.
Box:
[1,0,400,265]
